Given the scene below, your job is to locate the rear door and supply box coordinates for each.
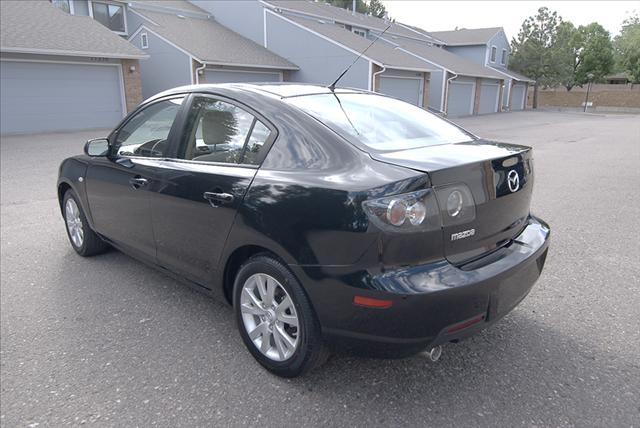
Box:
[149,94,276,286]
[85,96,185,260]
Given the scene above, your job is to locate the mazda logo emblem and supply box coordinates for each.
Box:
[507,170,520,192]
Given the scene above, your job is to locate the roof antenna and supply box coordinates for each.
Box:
[328,24,392,91]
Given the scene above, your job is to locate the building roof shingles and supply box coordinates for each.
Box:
[428,27,503,46]
[130,7,297,70]
[387,38,504,79]
[284,15,433,72]
[0,0,146,59]
[265,0,438,42]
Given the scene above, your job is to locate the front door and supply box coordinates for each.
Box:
[85,97,185,260]
[149,95,275,286]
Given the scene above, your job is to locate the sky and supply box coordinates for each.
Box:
[381,1,638,40]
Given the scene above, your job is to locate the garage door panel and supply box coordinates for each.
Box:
[447,82,474,117]
[0,61,123,134]
[511,84,526,110]
[205,70,281,83]
[378,77,421,106]
[479,83,499,114]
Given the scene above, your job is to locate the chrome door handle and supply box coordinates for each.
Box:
[203,191,234,207]
[129,176,149,189]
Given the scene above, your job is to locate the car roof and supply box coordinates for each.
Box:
[144,82,368,104]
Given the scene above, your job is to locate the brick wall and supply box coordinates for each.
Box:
[120,59,142,112]
[527,84,640,109]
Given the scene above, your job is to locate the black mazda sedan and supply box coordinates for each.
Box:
[58,83,550,377]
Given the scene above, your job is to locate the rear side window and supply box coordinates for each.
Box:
[287,93,473,152]
[179,97,271,165]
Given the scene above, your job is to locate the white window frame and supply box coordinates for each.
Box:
[140,32,148,49]
[88,0,128,36]
[501,49,507,65]
[490,45,497,63]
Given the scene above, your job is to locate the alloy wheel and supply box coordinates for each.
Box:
[240,273,300,362]
[65,198,84,248]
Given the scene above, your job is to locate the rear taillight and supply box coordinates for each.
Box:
[433,183,476,226]
[362,184,476,232]
[362,189,440,233]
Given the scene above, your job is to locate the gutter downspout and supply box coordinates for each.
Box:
[195,62,207,84]
[442,72,458,116]
[372,65,386,93]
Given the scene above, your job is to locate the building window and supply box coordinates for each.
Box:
[490,46,497,63]
[501,49,507,65]
[141,32,148,49]
[51,0,72,13]
[353,28,366,37]
[90,1,126,34]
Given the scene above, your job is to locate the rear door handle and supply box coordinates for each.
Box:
[203,191,234,207]
[129,176,149,189]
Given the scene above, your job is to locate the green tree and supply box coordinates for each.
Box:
[552,21,582,91]
[368,0,387,18]
[614,14,640,83]
[324,0,387,17]
[510,7,562,108]
[324,0,368,14]
[574,23,614,84]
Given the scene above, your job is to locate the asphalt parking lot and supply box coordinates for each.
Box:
[1,110,639,427]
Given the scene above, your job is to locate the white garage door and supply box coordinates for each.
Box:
[447,81,474,117]
[0,61,124,135]
[479,83,500,114]
[511,84,527,110]
[205,70,282,84]
[378,76,422,106]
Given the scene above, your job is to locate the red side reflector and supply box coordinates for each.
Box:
[446,314,485,333]
[353,295,393,309]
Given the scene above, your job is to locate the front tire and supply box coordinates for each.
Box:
[62,189,108,257]
[233,254,328,377]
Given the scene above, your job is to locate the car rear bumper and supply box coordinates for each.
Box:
[290,215,550,357]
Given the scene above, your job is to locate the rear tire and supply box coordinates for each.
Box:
[233,254,329,377]
[62,189,108,257]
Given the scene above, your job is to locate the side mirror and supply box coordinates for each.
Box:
[84,138,110,157]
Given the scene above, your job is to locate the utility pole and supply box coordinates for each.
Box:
[352,0,356,15]
[583,73,594,112]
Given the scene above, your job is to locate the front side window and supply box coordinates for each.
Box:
[287,93,474,152]
[490,46,497,62]
[179,97,271,165]
[92,1,126,33]
[115,98,184,158]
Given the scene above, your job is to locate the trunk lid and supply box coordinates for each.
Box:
[371,140,534,265]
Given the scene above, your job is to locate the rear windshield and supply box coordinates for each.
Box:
[286,93,474,151]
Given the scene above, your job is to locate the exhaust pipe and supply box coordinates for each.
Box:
[423,345,442,362]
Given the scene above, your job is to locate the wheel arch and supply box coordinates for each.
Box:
[221,244,290,306]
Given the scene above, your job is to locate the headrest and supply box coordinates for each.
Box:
[201,109,236,145]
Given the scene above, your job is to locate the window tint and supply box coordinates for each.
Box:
[92,1,125,33]
[51,0,71,13]
[115,98,184,158]
[243,121,270,165]
[180,97,271,165]
[287,93,473,151]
